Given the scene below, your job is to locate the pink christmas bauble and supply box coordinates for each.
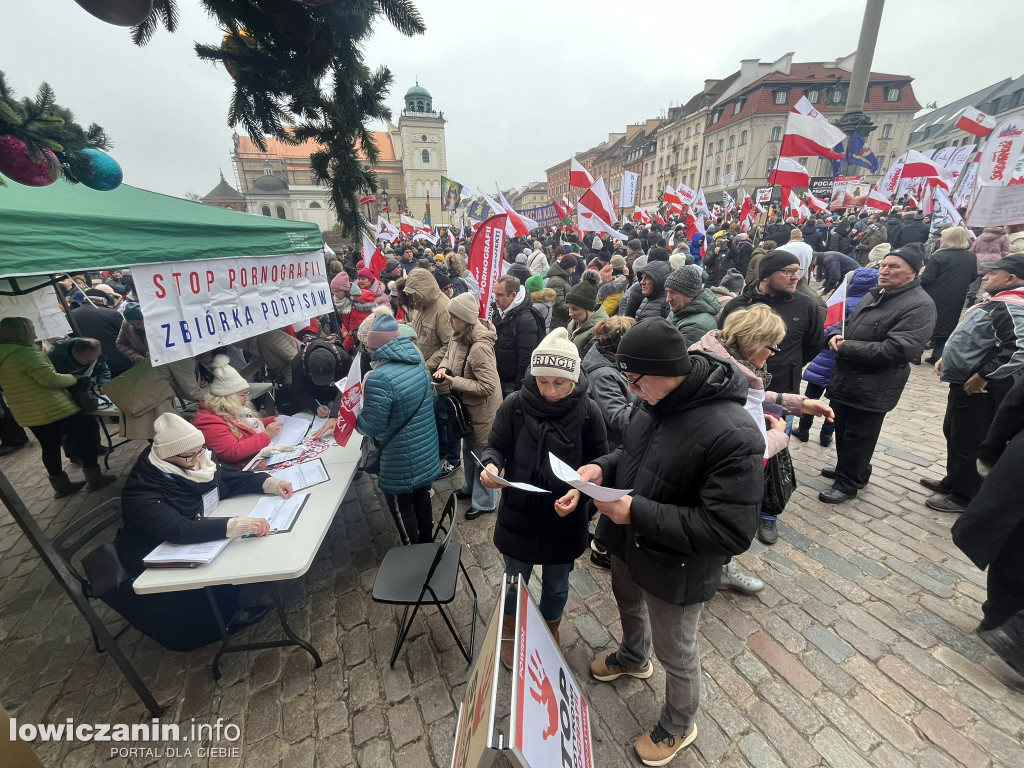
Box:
[0,135,61,187]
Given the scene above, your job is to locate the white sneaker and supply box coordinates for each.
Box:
[720,559,764,594]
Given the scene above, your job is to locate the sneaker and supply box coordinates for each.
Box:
[635,722,697,766]
[438,459,461,479]
[590,651,653,682]
[720,559,764,594]
[590,549,611,569]
[757,517,778,546]
[791,428,810,443]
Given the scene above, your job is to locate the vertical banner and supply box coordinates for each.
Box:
[467,215,508,319]
[132,251,330,366]
[619,171,638,209]
[977,118,1024,187]
[331,354,363,447]
[509,581,593,768]
[879,154,906,198]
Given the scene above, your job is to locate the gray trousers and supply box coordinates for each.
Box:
[611,556,703,735]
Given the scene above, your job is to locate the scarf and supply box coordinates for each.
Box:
[148,448,218,484]
[724,342,771,388]
[517,375,590,477]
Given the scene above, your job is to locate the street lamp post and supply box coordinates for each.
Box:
[834,0,885,175]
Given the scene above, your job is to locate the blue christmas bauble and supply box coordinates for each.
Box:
[77,148,122,191]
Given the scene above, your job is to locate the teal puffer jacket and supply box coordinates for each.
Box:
[356,336,440,494]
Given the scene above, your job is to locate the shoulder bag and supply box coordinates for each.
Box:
[762,446,797,517]
[358,374,431,475]
[442,345,474,439]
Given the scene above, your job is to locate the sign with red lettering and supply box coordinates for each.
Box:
[132,252,330,366]
[450,598,503,768]
[466,215,507,319]
[509,582,593,768]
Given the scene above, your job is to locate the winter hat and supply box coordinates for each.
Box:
[565,270,601,311]
[209,354,249,396]
[434,272,452,290]
[558,254,578,271]
[868,242,892,263]
[890,242,925,273]
[627,238,642,252]
[448,292,480,324]
[330,272,351,292]
[610,254,627,273]
[721,269,745,293]
[522,247,533,256]
[530,328,581,383]
[664,266,703,298]
[93,283,115,296]
[515,253,529,265]
[590,235,603,250]
[508,263,532,284]
[647,247,670,262]
[84,288,111,304]
[385,258,401,272]
[758,249,801,280]
[616,318,692,376]
[554,245,567,257]
[357,268,375,280]
[366,312,402,351]
[669,253,687,271]
[736,232,750,241]
[525,274,546,293]
[123,302,143,321]
[152,413,205,460]
[632,254,649,273]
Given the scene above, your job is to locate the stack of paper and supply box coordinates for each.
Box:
[143,538,231,568]
[271,414,314,446]
[269,459,330,491]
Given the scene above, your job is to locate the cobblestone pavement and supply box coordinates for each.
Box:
[2,365,1024,768]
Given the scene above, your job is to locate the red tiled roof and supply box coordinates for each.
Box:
[236,129,397,163]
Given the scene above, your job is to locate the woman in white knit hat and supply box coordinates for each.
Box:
[108,413,293,651]
[192,355,282,468]
[480,328,608,667]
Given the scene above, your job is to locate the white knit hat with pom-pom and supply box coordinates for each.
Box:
[208,354,249,396]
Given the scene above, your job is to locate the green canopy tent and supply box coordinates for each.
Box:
[0,182,325,717]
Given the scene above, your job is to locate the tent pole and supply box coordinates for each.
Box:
[0,470,164,718]
[49,275,82,337]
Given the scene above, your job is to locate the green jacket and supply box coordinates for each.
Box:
[669,289,722,348]
[0,343,79,427]
[567,307,608,355]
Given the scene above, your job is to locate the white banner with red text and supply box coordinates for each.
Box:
[467,216,507,319]
[132,252,331,366]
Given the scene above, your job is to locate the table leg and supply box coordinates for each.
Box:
[95,415,113,470]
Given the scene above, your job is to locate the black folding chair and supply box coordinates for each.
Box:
[51,498,131,653]
[371,493,478,667]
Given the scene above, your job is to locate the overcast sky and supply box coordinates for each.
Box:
[2,0,1018,200]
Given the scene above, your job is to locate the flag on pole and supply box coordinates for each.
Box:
[824,275,850,327]
[864,186,893,212]
[901,150,955,190]
[768,158,810,188]
[739,189,754,222]
[653,212,666,226]
[376,215,399,243]
[466,215,508,318]
[399,213,426,236]
[577,178,629,240]
[676,182,698,206]
[792,95,827,122]
[847,132,880,173]
[633,208,651,223]
[977,117,1024,187]
[663,184,683,205]
[570,158,595,189]
[497,188,539,237]
[693,188,710,216]
[480,190,505,216]
[722,190,736,213]
[780,113,846,160]
[362,232,388,276]
[805,191,830,214]
[955,106,998,138]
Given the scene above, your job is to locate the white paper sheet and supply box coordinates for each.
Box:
[470,453,547,493]
[265,447,303,466]
[269,459,330,491]
[309,415,331,435]
[251,493,308,532]
[143,537,231,566]
[548,452,632,502]
[271,413,314,446]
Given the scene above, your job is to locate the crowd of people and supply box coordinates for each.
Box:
[1,200,1023,766]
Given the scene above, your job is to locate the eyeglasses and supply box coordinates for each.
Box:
[176,447,207,462]
[766,345,782,355]
[622,372,646,387]
[779,268,801,277]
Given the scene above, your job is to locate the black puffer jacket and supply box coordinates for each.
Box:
[634,260,671,322]
[482,374,608,565]
[491,291,541,389]
[826,278,936,412]
[720,283,824,393]
[545,262,572,329]
[892,219,930,249]
[595,353,765,607]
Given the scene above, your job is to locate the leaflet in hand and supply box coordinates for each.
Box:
[470,453,547,493]
[143,538,231,568]
[269,459,330,491]
[548,452,632,502]
[271,413,313,446]
[250,493,308,533]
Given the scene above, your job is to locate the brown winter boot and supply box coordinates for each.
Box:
[48,472,85,499]
[500,613,516,670]
[546,618,562,645]
[83,466,117,491]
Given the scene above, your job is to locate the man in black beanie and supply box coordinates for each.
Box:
[582,318,765,766]
[720,249,824,395]
[819,248,935,503]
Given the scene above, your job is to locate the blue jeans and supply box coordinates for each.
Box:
[460,442,497,512]
[434,397,461,462]
[502,556,573,621]
[501,382,516,398]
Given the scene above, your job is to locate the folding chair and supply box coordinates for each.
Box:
[51,498,131,653]
[371,493,478,667]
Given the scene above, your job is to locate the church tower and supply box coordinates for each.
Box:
[393,82,447,225]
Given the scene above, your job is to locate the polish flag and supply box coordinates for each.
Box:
[780,113,846,160]
[906,191,920,209]
[362,232,387,276]
[663,184,683,205]
[824,278,848,327]
[864,186,893,212]
[570,158,595,189]
[633,208,651,223]
[551,198,567,221]
[375,215,399,243]
[578,177,628,239]
[653,212,666,226]
[901,150,955,190]
[562,195,572,213]
[792,95,828,123]
[497,188,539,237]
[739,189,754,222]
[399,213,426,236]
[782,187,803,220]
[685,214,706,259]
[955,106,997,138]
[806,192,830,214]
[768,158,810,188]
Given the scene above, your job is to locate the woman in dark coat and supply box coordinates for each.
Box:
[481,328,607,666]
[920,227,977,362]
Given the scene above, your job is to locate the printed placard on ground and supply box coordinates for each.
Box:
[450,598,503,768]
[509,582,593,768]
[132,252,331,366]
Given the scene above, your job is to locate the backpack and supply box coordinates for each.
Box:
[527,306,547,343]
[300,336,345,377]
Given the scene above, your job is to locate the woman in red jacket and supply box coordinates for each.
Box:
[192,355,281,467]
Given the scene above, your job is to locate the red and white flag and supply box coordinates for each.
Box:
[863,186,893,212]
[562,195,572,213]
[739,189,754,222]
[792,95,827,122]
[399,213,425,236]
[497,188,538,237]
[676,182,698,206]
[806,191,829,214]
[693,188,710,216]
[824,278,849,328]
[782,187,802,220]
[901,150,955,190]
[412,230,438,244]
[653,212,666,226]
[552,198,568,221]
[375,215,399,243]
[578,177,628,240]
[570,157,595,189]
[685,214,706,258]
[780,113,846,160]
[906,190,919,209]
[362,232,388,276]
[633,208,651,223]
[722,190,736,213]
[955,106,998,138]
[662,184,683,205]
[331,354,362,447]
[768,157,810,188]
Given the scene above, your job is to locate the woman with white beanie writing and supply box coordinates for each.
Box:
[192,355,282,468]
[480,328,608,667]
